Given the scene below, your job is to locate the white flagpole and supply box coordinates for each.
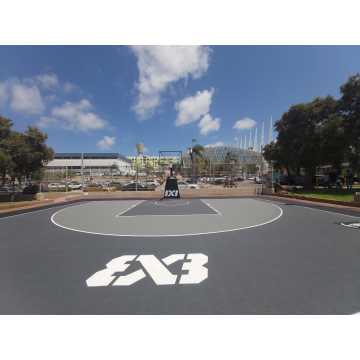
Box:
[254,127,258,152]
[269,116,273,143]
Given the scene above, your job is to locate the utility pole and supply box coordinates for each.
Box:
[65,166,68,192]
[81,152,84,192]
[135,143,144,192]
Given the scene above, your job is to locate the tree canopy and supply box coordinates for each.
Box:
[0,116,54,185]
[263,74,360,188]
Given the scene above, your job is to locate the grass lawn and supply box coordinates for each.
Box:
[289,188,358,202]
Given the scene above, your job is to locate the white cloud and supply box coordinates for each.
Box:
[97,136,116,150]
[10,83,45,115]
[63,82,77,93]
[198,113,221,136]
[0,82,9,105]
[36,73,59,89]
[233,117,257,130]
[205,141,225,147]
[175,88,214,126]
[36,116,58,128]
[51,99,106,131]
[131,45,211,118]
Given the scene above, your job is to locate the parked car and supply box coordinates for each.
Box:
[212,177,226,185]
[22,184,39,194]
[144,179,160,187]
[108,181,123,190]
[177,181,200,189]
[234,176,244,182]
[85,183,103,191]
[0,186,12,193]
[187,182,200,189]
[279,175,305,186]
[68,181,82,190]
[48,183,66,191]
[121,181,155,191]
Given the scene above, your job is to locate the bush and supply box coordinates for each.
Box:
[22,184,39,194]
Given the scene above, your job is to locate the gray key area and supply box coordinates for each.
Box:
[51,198,282,237]
[120,199,217,216]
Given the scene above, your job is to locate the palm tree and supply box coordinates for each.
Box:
[189,140,204,182]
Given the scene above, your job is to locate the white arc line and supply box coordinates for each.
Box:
[0,201,92,220]
[50,201,284,237]
[259,198,360,219]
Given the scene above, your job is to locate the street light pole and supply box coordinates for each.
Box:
[81,152,84,192]
[271,160,275,193]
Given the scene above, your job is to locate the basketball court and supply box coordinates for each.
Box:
[1,196,360,314]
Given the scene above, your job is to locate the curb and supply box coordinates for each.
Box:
[268,193,360,208]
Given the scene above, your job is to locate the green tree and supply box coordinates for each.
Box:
[263,96,344,189]
[5,126,54,185]
[189,143,204,181]
[144,161,154,177]
[0,116,13,185]
[0,116,12,140]
[318,114,346,170]
[339,74,360,172]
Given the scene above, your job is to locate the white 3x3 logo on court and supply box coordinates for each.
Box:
[86,253,208,287]
[164,190,178,197]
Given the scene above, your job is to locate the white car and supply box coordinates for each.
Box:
[68,182,82,190]
[177,181,199,189]
[144,180,160,187]
[48,183,66,190]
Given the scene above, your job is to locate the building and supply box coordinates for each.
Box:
[127,155,180,172]
[181,145,267,176]
[46,153,133,176]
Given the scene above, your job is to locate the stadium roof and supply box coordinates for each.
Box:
[54,152,130,163]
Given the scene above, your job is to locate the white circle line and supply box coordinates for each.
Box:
[260,198,360,219]
[50,200,284,237]
[0,201,93,220]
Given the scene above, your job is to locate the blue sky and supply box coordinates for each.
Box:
[0,46,360,156]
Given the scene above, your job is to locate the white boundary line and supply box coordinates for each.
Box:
[200,199,223,216]
[261,198,360,219]
[117,213,221,217]
[340,222,360,230]
[0,202,91,220]
[115,200,145,217]
[50,200,284,237]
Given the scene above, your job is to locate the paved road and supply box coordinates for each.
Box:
[1,198,360,314]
